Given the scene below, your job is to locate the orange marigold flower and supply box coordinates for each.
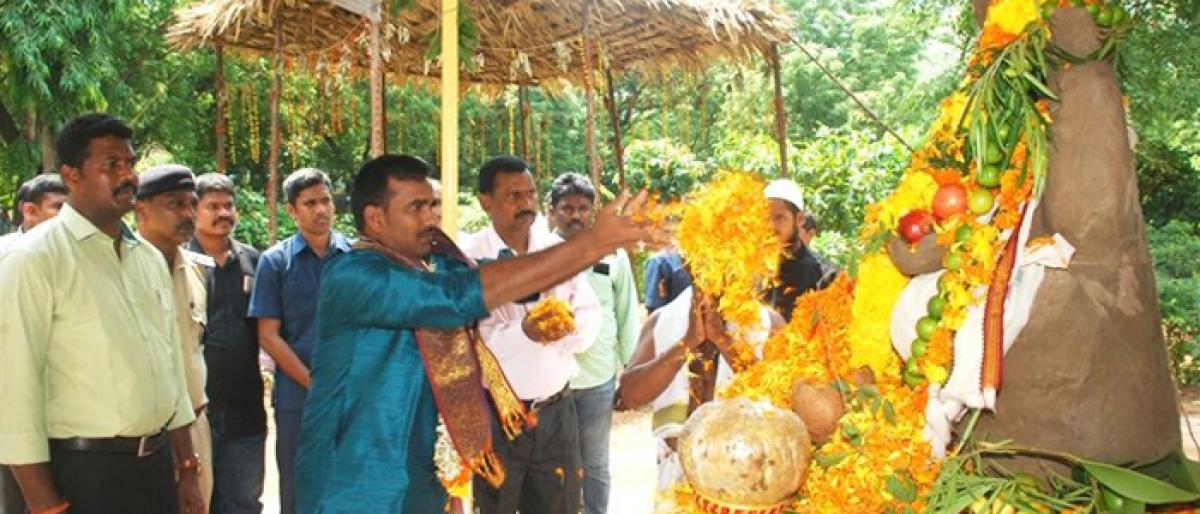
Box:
[528,297,576,342]
[933,169,963,186]
[677,172,780,330]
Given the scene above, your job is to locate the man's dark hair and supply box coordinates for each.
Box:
[196,173,236,199]
[547,172,596,207]
[283,168,332,204]
[478,155,529,195]
[55,113,134,170]
[351,154,433,232]
[12,173,67,227]
[803,212,819,233]
[17,173,67,205]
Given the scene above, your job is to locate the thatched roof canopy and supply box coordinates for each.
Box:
[168,0,791,88]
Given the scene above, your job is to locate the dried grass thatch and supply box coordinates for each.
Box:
[168,0,791,89]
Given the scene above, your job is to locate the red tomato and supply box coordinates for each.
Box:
[932,184,969,220]
[898,209,934,243]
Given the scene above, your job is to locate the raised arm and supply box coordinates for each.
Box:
[479,191,651,310]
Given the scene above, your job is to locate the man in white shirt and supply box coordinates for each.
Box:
[460,155,601,514]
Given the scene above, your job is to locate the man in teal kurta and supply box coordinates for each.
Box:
[298,240,486,512]
[296,155,653,514]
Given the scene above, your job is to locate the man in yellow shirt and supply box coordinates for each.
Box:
[135,164,216,512]
[0,113,205,514]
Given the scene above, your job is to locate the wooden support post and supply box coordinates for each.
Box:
[582,2,601,188]
[215,42,228,173]
[602,66,625,188]
[519,86,530,158]
[267,20,282,243]
[382,73,389,154]
[369,14,385,158]
[440,0,460,236]
[769,43,789,178]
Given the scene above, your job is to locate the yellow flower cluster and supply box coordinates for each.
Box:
[982,0,1044,48]
[722,275,857,405]
[864,172,939,240]
[676,171,781,330]
[528,297,576,342]
[847,253,908,375]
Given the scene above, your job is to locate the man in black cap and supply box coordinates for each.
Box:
[136,164,215,512]
[0,113,204,514]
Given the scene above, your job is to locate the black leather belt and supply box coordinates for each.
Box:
[49,429,170,458]
[522,387,571,412]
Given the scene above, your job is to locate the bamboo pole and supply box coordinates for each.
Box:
[215,42,227,173]
[440,0,460,236]
[602,66,625,187]
[769,43,789,178]
[267,20,282,243]
[369,14,384,158]
[582,2,601,188]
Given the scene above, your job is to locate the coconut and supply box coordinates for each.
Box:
[790,382,846,445]
[850,366,876,387]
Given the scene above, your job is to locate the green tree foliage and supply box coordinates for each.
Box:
[1146,221,1200,383]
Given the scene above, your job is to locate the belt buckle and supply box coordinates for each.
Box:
[136,435,154,458]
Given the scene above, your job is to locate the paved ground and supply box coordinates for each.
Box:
[259,407,658,514]
[258,394,1200,513]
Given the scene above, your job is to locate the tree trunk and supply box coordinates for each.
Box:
[40,122,56,172]
[0,101,20,144]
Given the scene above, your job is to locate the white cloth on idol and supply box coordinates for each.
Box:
[460,223,601,400]
[889,200,1076,457]
[649,286,773,491]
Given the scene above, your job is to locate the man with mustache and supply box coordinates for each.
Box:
[297,154,649,513]
[461,156,601,514]
[547,172,639,514]
[0,173,68,255]
[248,168,350,514]
[187,173,266,514]
[0,113,204,514]
[135,165,215,512]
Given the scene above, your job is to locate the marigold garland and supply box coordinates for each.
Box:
[527,297,576,342]
[676,171,780,331]
[846,253,907,375]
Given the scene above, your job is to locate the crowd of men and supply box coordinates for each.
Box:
[0,113,836,514]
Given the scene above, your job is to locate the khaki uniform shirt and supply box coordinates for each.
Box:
[173,247,213,412]
[0,204,195,464]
